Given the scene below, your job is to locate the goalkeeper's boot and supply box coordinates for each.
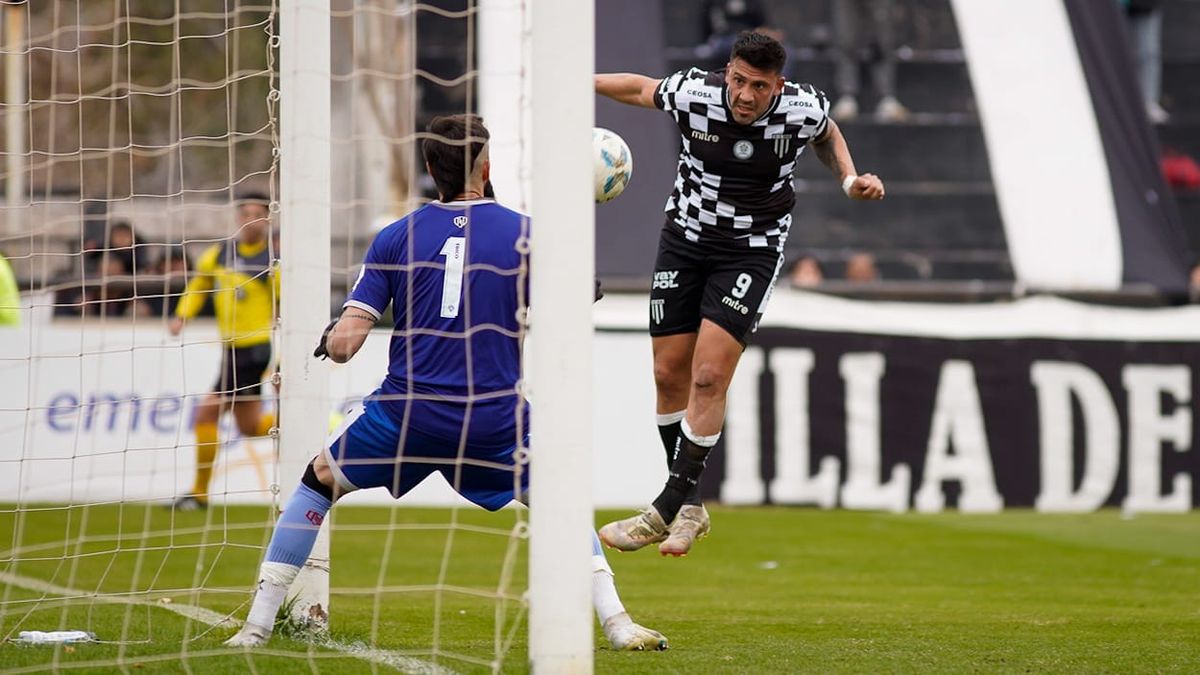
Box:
[658,503,710,557]
[603,612,669,651]
[171,495,207,512]
[223,622,272,648]
[598,507,668,552]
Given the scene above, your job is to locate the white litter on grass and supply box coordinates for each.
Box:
[758,561,779,570]
[13,630,95,645]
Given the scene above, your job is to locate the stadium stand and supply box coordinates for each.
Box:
[1159,0,1200,254]
[660,0,1199,287]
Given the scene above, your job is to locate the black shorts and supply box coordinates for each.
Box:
[648,226,785,344]
[213,342,273,399]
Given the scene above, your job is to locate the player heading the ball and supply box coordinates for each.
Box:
[594,31,884,556]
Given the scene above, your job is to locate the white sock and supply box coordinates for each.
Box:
[655,410,685,426]
[244,562,299,630]
[681,417,720,447]
[592,569,626,625]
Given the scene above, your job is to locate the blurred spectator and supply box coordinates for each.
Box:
[788,254,824,288]
[1190,262,1200,303]
[135,244,193,317]
[87,248,136,316]
[831,0,909,122]
[84,220,145,316]
[1119,0,1167,124]
[696,1,795,78]
[0,251,20,326]
[54,219,157,317]
[845,252,880,282]
[82,219,146,277]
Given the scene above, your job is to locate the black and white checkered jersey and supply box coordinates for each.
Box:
[653,67,830,250]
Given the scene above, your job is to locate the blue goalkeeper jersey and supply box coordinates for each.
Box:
[344,199,529,448]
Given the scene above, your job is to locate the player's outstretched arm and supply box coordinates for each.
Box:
[595,73,661,109]
[811,119,885,201]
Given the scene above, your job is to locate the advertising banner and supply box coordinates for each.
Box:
[598,292,1200,513]
[7,291,1200,512]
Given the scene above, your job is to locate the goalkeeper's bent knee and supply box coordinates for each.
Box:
[302,461,334,501]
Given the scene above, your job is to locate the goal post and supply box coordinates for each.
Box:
[4,0,26,222]
[278,0,333,630]
[527,0,596,671]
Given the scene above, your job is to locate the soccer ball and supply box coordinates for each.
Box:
[593,127,633,203]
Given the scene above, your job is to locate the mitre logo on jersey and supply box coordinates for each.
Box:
[453,215,468,228]
[733,140,754,160]
[690,129,719,143]
[770,134,791,158]
[653,270,680,289]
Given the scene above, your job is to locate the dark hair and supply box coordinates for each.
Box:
[422,114,489,200]
[730,30,786,74]
[236,190,270,208]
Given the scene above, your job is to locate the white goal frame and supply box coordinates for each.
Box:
[279,0,333,629]
[527,0,596,671]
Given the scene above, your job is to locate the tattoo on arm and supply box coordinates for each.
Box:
[342,311,378,323]
[813,139,844,179]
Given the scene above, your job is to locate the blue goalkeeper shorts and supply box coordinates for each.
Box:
[321,394,528,511]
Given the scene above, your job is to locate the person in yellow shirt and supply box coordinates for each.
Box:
[169,192,278,510]
[0,252,20,326]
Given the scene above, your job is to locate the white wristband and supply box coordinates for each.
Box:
[841,174,858,197]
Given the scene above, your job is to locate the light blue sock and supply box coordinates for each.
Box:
[264,483,332,567]
[590,529,613,576]
[590,529,623,622]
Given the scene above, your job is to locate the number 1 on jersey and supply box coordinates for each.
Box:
[440,236,465,318]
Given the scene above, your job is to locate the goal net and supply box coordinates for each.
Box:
[0,0,593,671]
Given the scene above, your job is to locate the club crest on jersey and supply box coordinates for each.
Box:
[453,215,468,228]
[733,140,754,160]
[770,134,791,158]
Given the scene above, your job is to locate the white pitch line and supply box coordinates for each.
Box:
[0,571,236,628]
[0,571,461,675]
[316,638,462,675]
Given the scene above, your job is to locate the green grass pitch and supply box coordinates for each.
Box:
[1,504,1199,673]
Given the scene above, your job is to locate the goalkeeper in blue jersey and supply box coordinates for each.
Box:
[225,114,667,651]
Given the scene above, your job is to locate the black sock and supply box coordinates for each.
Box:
[651,434,711,524]
[658,419,703,506]
[657,420,681,468]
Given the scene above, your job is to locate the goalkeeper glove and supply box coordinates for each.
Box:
[313,318,339,360]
